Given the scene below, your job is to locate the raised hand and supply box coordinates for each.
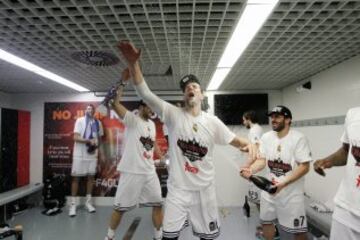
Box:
[117,40,141,65]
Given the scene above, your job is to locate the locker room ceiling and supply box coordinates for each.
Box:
[0,0,359,93]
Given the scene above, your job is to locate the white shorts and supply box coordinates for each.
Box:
[330,206,360,240]
[330,219,360,240]
[71,158,97,177]
[260,195,307,234]
[248,182,261,205]
[163,184,220,239]
[114,172,162,212]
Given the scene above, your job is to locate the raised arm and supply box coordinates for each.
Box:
[117,41,167,117]
[110,68,130,119]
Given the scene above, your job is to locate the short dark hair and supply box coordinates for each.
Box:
[243,110,258,123]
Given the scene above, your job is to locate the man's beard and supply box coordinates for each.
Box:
[186,97,197,107]
[272,121,285,132]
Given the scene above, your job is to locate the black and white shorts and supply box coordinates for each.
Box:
[113,172,162,212]
[71,158,97,177]
[163,184,220,239]
[260,195,307,234]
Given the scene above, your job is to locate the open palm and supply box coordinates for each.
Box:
[117,41,141,64]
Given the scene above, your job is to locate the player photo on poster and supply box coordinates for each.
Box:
[43,101,168,197]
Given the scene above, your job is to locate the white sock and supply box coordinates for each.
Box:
[107,228,115,238]
[86,194,92,203]
[71,196,77,205]
[154,227,162,239]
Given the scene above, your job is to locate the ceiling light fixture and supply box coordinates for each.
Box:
[0,49,89,92]
[207,0,279,91]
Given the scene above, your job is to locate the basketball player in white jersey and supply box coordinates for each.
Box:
[243,110,263,204]
[70,104,104,217]
[117,41,257,240]
[241,106,312,240]
[314,107,360,240]
[104,69,163,240]
[243,110,263,147]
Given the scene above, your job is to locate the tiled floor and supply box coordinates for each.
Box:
[7,205,316,240]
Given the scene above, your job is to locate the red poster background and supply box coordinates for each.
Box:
[43,101,168,196]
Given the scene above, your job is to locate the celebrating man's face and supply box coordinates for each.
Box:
[270,114,287,132]
[184,82,203,107]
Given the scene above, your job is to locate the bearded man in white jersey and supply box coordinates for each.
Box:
[117,41,257,240]
[314,107,360,240]
[241,106,312,240]
[104,69,163,240]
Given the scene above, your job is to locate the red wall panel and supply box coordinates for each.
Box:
[17,111,30,187]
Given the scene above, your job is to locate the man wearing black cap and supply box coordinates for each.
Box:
[104,69,163,240]
[240,105,312,240]
[117,41,257,240]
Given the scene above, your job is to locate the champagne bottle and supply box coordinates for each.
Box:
[242,195,250,218]
[249,175,277,194]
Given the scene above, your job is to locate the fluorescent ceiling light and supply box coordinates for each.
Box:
[206,0,279,90]
[0,49,89,92]
[207,68,231,91]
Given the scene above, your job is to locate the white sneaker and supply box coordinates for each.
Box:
[69,204,76,217]
[85,202,96,213]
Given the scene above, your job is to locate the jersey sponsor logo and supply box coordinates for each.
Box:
[351,145,360,166]
[140,136,154,151]
[184,162,199,174]
[177,138,208,162]
[268,159,292,177]
[357,175,360,188]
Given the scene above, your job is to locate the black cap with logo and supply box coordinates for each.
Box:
[267,105,292,119]
[179,74,201,92]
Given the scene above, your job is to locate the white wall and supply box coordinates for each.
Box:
[283,55,360,120]
[0,91,14,108]
[282,55,360,205]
